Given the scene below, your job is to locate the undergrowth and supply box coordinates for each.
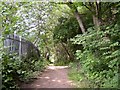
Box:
[1,52,47,89]
[69,24,119,88]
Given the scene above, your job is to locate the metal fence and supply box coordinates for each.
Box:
[4,34,40,59]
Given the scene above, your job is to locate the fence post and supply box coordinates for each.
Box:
[19,36,22,57]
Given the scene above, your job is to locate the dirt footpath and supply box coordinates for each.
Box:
[20,65,73,88]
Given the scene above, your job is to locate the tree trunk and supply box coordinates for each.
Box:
[93,15,100,28]
[74,10,86,33]
[67,2,86,33]
[92,2,101,30]
[60,42,73,60]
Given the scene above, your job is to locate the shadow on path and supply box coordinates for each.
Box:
[20,64,73,88]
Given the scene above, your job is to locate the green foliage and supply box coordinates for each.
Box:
[1,2,19,35]
[54,60,66,66]
[1,2,50,89]
[53,16,81,64]
[0,37,3,90]
[70,24,120,88]
[2,53,20,89]
[53,43,70,66]
[53,16,80,43]
[68,62,92,88]
[1,51,45,89]
[1,1,120,89]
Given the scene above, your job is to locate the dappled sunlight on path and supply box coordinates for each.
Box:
[20,64,73,88]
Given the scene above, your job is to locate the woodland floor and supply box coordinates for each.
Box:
[20,64,74,89]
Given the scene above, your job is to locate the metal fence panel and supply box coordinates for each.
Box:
[4,34,40,59]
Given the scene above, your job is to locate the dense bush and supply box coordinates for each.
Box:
[53,16,80,65]
[1,51,45,89]
[70,24,120,88]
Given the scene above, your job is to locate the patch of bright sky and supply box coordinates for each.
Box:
[15,2,51,37]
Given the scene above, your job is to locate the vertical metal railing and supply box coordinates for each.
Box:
[19,36,22,57]
[4,34,40,58]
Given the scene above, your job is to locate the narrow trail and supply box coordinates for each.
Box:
[20,65,73,88]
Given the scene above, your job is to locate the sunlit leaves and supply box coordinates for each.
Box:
[1,2,19,35]
[71,24,119,87]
